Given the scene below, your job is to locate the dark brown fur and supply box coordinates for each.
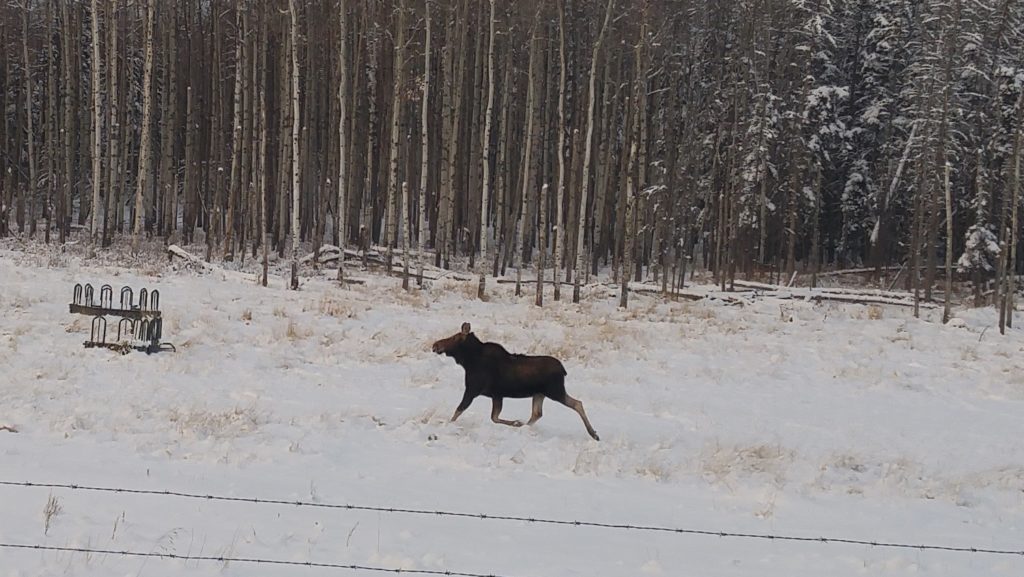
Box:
[432,323,599,440]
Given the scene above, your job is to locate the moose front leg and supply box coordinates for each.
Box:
[490,397,523,427]
[451,389,477,422]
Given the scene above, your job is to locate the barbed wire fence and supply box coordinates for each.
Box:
[2,480,1022,558]
[0,542,513,577]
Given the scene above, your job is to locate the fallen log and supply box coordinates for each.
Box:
[168,245,259,283]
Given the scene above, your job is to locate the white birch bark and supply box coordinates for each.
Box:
[23,0,37,237]
[106,0,119,243]
[572,0,614,303]
[554,0,567,301]
[226,6,245,259]
[943,161,953,323]
[89,0,101,242]
[516,28,538,297]
[337,0,348,282]
[417,2,431,286]
[620,137,638,309]
[259,12,269,287]
[402,180,411,290]
[477,0,495,300]
[131,0,155,254]
[289,0,301,289]
[536,183,548,306]
[386,0,406,272]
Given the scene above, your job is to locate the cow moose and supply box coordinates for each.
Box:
[431,322,600,441]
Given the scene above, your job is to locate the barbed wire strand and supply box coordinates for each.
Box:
[0,542,506,577]
[2,480,1022,557]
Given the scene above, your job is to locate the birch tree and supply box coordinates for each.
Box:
[225,5,245,260]
[516,24,539,298]
[477,0,495,300]
[417,1,431,286]
[385,0,406,272]
[131,0,155,254]
[573,0,614,303]
[552,0,570,300]
[289,0,301,290]
[88,0,104,242]
[337,0,349,283]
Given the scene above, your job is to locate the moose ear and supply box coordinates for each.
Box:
[461,322,471,335]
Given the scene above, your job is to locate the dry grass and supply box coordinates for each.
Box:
[43,493,62,535]
[679,302,718,320]
[241,309,253,322]
[385,285,431,308]
[701,442,794,486]
[285,319,312,340]
[635,457,677,482]
[866,304,884,320]
[455,282,483,301]
[315,295,356,318]
[168,405,265,439]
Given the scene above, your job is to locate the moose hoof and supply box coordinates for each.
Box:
[511,420,524,427]
[590,431,600,441]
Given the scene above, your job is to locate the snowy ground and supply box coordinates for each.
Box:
[1,240,1023,577]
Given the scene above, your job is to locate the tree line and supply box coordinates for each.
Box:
[0,0,1021,307]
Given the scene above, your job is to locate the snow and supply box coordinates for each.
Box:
[2,242,1024,576]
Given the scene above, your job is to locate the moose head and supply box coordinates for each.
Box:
[431,322,474,356]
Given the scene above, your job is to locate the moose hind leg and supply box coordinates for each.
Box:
[527,394,545,426]
[552,393,600,441]
[490,397,523,427]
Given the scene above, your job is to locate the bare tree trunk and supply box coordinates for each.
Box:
[276,29,291,260]
[239,7,251,255]
[225,7,245,260]
[535,183,548,306]
[131,0,155,254]
[337,0,349,283]
[573,0,614,303]
[386,0,406,273]
[417,2,430,287]
[477,0,495,300]
[437,20,452,269]
[1,22,9,237]
[442,0,467,269]
[289,0,301,290]
[24,0,38,237]
[44,0,57,243]
[1008,117,1021,328]
[159,11,178,242]
[592,49,615,277]
[89,0,103,243]
[59,1,73,243]
[184,85,196,243]
[208,7,223,260]
[554,0,567,301]
[942,160,953,323]
[516,27,539,298]
[363,13,379,266]
[104,0,120,246]
[259,11,269,287]
[493,49,511,278]
[810,165,821,289]
[402,180,411,289]
[620,135,638,309]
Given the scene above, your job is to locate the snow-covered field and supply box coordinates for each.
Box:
[2,241,1023,577]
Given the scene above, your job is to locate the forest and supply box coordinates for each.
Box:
[0,0,1022,304]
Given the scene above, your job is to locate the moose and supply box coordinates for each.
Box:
[431,323,599,441]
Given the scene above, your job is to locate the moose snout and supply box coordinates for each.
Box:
[431,342,442,354]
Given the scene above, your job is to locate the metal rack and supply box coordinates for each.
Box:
[70,283,173,353]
